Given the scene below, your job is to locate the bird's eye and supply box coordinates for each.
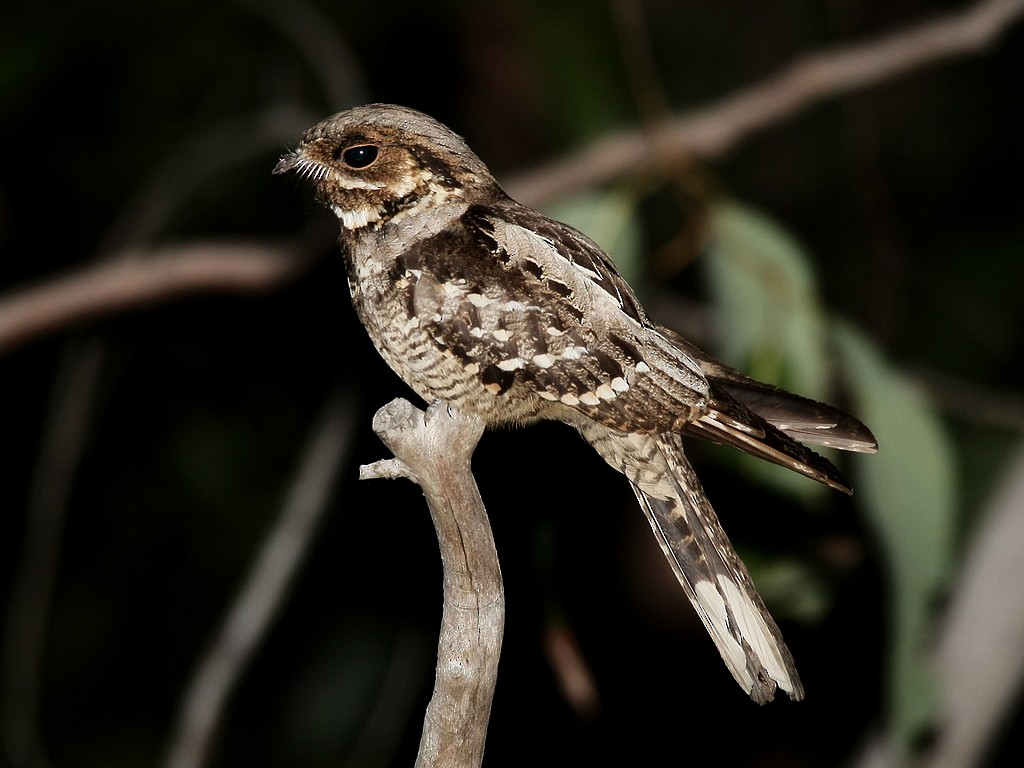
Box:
[340,144,379,169]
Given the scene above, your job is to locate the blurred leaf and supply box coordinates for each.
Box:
[522,0,629,140]
[705,200,829,395]
[742,552,832,625]
[834,321,957,759]
[703,200,831,499]
[544,185,644,286]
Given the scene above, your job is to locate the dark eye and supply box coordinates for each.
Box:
[340,144,379,168]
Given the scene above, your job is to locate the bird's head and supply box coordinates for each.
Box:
[274,104,497,232]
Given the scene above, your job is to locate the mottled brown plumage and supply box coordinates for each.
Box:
[275,104,877,703]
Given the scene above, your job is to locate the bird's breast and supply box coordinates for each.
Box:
[345,251,544,425]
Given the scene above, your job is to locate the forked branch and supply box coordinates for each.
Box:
[361,400,504,768]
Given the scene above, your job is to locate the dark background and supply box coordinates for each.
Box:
[2,1,1023,766]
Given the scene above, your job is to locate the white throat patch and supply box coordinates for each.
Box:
[332,204,384,230]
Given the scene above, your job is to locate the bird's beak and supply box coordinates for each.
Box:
[273,151,301,175]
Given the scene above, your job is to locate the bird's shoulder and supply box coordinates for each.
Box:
[387,200,711,429]
[458,199,651,326]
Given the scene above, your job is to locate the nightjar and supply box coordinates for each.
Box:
[274,104,877,703]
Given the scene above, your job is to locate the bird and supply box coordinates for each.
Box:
[274,104,877,703]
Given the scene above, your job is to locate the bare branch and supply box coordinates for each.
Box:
[920,444,1024,768]
[164,388,358,768]
[542,623,600,720]
[360,458,416,482]
[3,3,1021,360]
[0,241,313,357]
[852,444,1024,768]
[506,0,1024,206]
[363,399,502,768]
[1,338,106,768]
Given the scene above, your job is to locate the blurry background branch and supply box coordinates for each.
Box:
[165,388,357,768]
[852,445,1024,768]
[507,0,1024,204]
[0,0,1021,361]
[1,1,1022,766]
[1,337,106,768]
[923,446,1024,768]
[0,241,314,356]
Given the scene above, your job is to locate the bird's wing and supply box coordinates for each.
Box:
[631,433,804,703]
[712,376,878,453]
[659,327,879,454]
[421,205,865,494]
[686,388,856,493]
[399,204,712,428]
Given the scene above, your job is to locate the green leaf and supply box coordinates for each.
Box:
[544,185,644,286]
[705,200,829,396]
[834,321,957,758]
[522,0,630,140]
[704,200,831,498]
[741,552,832,625]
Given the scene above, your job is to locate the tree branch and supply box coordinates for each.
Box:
[853,444,1024,768]
[505,0,1024,205]
[362,400,503,768]
[2,3,1021,359]
[1,337,106,768]
[920,444,1024,768]
[0,240,313,356]
[164,388,358,768]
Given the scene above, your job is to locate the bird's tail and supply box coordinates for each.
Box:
[630,434,804,703]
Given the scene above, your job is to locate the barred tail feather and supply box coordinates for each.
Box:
[631,435,804,703]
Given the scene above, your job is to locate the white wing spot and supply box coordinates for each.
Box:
[532,353,557,368]
[491,329,513,343]
[442,282,466,298]
[579,392,601,406]
[562,346,588,361]
[545,326,566,337]
[539,391,558,401]
[610,377,629,392]
[595,383,616,400]
[635,361,652,374]
[497,358,525,371]
[468,293,493,307]
[464,363,480,375]
[560,393,580,406]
